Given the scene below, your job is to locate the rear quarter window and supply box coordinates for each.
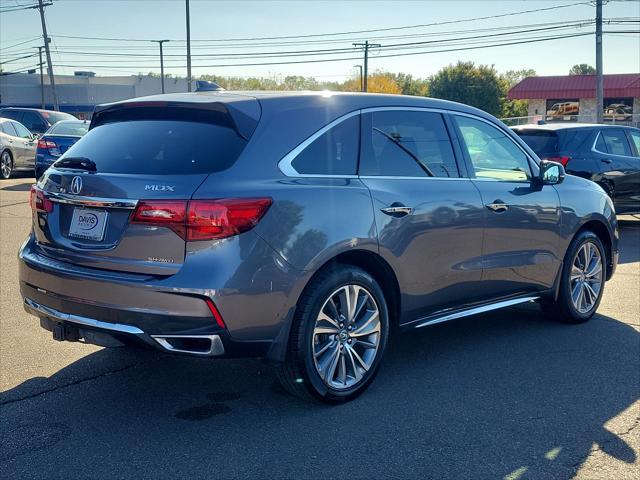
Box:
[514,130,558,156]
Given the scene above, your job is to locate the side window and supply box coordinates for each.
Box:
[12,122,32,138]
[1,110,22,123]
[291,115,359,175]
[594,132,608,153]
[360,110,459,178]
[3,121,19,137]
[628,130,640,157]
[601,129,632,156]
[454,115,531,182]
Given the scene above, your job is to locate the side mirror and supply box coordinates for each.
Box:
[539,160,565,185]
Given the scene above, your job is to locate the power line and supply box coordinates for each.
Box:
[44,2,591,44]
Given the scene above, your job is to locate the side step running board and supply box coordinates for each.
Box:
[410,296,540,329]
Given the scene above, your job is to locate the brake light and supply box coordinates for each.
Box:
[30,185,53,213]
[37,139,61,157]
[544,156,571,167]
[130,198,271,241]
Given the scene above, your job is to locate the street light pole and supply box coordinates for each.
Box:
[354,65,363,92]
[186,0,192,92]
[151,40,170,93]
[595,0,604,123]
[37,46,45,109]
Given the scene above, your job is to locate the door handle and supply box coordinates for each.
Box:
[486,202,509,213]
[600,158,612,164]
[381,204,413,217]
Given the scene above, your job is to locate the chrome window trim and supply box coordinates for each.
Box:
[278,105,540,180]
[359,175,472,181]
[45,191,139,210]
[592,129,638,158]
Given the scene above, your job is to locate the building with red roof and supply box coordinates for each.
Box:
[507,73,640,125]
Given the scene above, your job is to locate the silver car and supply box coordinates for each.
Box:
[0,118,37,179]
[19,92,619,402]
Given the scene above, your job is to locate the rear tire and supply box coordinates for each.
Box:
[276,265,389,403]
[543,230,606,323]
[0,150,13,180]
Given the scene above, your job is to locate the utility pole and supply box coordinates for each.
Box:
[37,46,45,109]
[185,0,192,92]
[595,0,604,123]
[354,65,363,92]
[151,40,170,93]
[36,0,58,110]
[353,41,381,92]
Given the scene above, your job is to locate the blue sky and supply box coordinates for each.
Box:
[1,0,639,80]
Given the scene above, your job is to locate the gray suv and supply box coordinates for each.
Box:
[19,92,619,402]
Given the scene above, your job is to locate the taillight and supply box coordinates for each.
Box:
[205,298,226,329]
[187,198,272,241]
[37,138,61,157]
[130,200,187,238]
[30,185,53,213]
[130,198,271,241]
[544,156,571,167]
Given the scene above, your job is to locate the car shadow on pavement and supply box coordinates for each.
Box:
[0,182,33,192]
[1,305,638,479]
[618,218,640,264]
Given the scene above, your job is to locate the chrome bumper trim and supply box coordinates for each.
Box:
[24,297,144,335]
[151,335,225,357]
[45,191,138,210]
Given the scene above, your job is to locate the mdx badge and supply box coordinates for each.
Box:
[70,176,83,195]
[145,184,175,192]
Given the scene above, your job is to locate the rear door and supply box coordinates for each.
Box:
[451,114,563,298]
[595,128,639,212]
[11,121,36,168]
[359,108,485,322]
[34,102,256,275]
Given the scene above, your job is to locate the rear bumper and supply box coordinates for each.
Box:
[19,235,274,358]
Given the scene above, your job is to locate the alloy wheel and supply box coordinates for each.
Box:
[570,241,603,314]
[312,284,381,390]
[1,152,11,179]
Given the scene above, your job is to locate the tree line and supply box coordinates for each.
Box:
[163,63,594,119]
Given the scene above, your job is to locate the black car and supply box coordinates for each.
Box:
[0,108,76,136]
[513,124,640,214]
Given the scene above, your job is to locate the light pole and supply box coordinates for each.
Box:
[595,0,604,123]
[186,0,192,92]
[353,41,381,92]
[151,40,170,93]
[354,65,363,92]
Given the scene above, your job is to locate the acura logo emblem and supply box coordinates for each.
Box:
[70,176,83,195]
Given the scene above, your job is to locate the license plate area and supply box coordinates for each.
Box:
[68,208,109,241]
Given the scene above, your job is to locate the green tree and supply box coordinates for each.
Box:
[569,64,596,75]
[499,69,537,118]
[429,61,504,116]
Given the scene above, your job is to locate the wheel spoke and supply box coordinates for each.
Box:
[314,339,334,357]
[351,310,380,337]
[353,338,377,349]
[570,266,583,281]
[585,260,602,279]
[314,325,339,335]
[338,352,347,386]
[317,311,340,330]
[345,346,363,382]
[584,282,599,305]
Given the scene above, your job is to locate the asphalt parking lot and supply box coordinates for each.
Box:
[1,174,638,479]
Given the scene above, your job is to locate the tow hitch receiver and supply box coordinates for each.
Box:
[52,323,79,342]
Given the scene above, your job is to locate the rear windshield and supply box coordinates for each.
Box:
[60,119,247,175]
[514,130,559,155]
[41,111,76,124]
[48,121,89,136]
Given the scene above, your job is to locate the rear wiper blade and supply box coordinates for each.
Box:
[52,156,97,172]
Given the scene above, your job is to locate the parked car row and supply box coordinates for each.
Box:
[512,123,640,214]
[0,108,87,180]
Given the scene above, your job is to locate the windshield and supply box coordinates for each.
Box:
[48,121,89,136]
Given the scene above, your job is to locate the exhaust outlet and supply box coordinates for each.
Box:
[151,334,225,356]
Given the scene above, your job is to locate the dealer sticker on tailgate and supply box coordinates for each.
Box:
[69,208,108,241]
